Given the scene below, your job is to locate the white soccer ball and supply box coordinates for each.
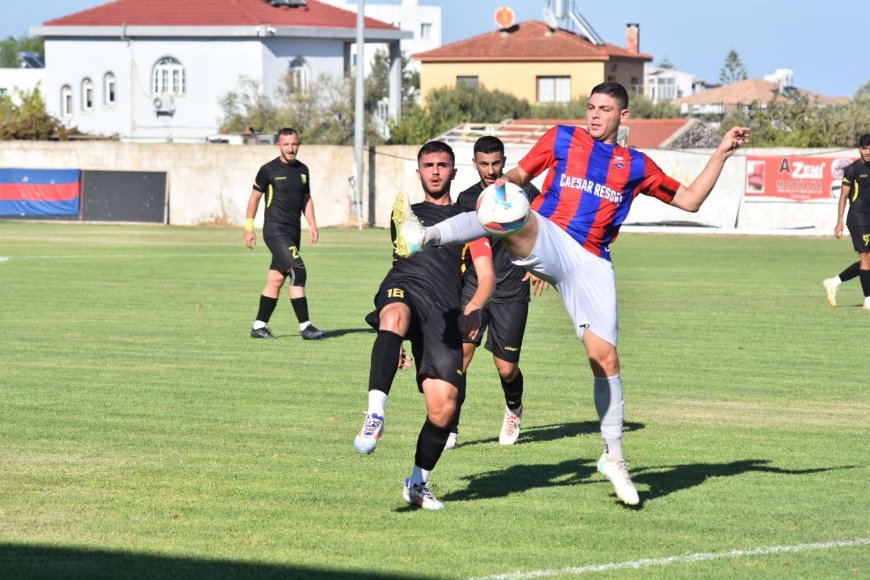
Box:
[475,182,530,237]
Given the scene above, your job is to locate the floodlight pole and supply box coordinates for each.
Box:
[353,1,365,230]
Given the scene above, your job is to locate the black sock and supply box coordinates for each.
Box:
[256,295,278,324]
[415,418,450,471]
[369,330,403,396]
[290,296,310,324]
[501,369,524,412]
[840,262,861,282]
[449,383,466,433]
[860,269,870,298]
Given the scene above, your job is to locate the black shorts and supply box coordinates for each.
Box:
[371,282,465,393]
[848,224,870,253]
[461,298,528,363]
[265,235,305,276]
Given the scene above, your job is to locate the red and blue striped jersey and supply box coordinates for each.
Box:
[519,125,681,260]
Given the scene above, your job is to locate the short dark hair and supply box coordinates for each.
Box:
[860,133,870,147]
[473,135,504,156]
[276,127,299,139]
[417,141,455,165]
[590,82,629,110]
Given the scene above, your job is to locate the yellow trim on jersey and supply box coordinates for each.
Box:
[853,182,859,202]
[267,183,274,207]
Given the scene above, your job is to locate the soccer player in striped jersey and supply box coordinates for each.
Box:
[392,82,750,506]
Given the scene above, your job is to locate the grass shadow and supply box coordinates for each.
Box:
[443,457,853,509]
[458,420,645,448]
[0,543,424,579]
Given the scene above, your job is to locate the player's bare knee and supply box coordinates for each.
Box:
[495,358,518,381]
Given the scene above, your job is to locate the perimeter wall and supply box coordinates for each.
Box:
[0,141,854,233]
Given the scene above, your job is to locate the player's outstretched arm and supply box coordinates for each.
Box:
[670,127,751,212]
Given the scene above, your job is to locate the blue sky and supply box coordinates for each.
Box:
[4,0,866,98]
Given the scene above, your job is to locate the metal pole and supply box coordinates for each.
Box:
[354,1,365,230]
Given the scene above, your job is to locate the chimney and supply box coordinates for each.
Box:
[626,23,639,53]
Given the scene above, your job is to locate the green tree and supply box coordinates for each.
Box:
[657,55,675,70]
[720,49,748,85]
[0,35,44,68]
[0,85,75,140]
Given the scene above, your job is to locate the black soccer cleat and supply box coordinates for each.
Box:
[301,324,325,340]
[250,327,277,339]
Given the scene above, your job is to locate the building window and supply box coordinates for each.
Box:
[420,22,432,39]
[104,72,116,105]
[152,57,186,96]
[288,57,308,92]
[81,78,93,111]
[61,85,72,117]
[457,76,479,89]
[537,76,571,103]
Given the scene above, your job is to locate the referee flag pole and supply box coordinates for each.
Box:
[353,1,365,231]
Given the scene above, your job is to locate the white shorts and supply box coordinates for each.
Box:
[510,212,618,346]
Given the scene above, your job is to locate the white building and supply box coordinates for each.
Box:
[31,0,409,142]
[644,64,695,103]
[0,68,45,104]
[319,0,441,73]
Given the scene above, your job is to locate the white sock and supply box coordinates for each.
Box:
[409,464,431,486]
[299,321,311,331]
[426,211,487,246]
[367,390,388,418]
[831,276,843,287]
[252,320,267,330]
[594,374,625,460]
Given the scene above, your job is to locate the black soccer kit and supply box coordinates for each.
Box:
[252,157,312,275]
[456,182,540,362]
[371,201,467,391]
[842,159,870,252]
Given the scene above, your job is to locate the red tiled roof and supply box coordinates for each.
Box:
[507,118,690,148]
[673,78,847,106]
[414,20,651,63]
[44,0,396,30]
[440,118,690,149]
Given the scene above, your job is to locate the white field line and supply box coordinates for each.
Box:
[1,253,261,260]
[468,537,870,580]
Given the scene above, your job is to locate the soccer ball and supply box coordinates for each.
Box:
[476,182,530,237]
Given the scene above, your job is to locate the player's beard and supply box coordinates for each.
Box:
[424,183,450,200]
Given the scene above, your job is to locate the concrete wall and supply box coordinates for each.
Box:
[0,141,848,234]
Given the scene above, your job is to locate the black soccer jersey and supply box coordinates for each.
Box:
[843,159,870,227]
[385,201,466,308]
[456,182,539,303]
[252,157,311,240]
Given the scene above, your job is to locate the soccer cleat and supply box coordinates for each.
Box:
[250,326,277,339]
[498,406,522,445]
[597,454,640,506]
[392,190,425,258]
[444,432,459,450]
[822,278,839,307]
[301,325,325,340]
[403,478,444,510]
[353,413,384,454]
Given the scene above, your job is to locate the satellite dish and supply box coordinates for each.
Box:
[495,6,516,30]
[543,6,559,30]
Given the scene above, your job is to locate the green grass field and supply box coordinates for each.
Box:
[0,222,867,579]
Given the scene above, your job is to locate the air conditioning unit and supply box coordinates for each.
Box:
[153,95,176,113]
[269,0,306,6]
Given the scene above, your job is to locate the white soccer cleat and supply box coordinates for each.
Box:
[498,406,522,445]
[597,454,640,506]
[444,432,458,450]
[822,278,839,307]
[403,478,444,510]
[392,190,425,258]
[353,413,384,454]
